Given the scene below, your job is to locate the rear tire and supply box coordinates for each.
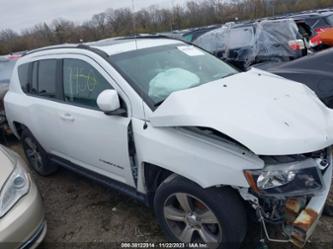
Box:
[21,129,58,176]
[154,175,247,249]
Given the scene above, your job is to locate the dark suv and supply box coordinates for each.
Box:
[194,19,307,70]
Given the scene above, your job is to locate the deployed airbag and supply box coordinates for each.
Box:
[148,68,200,102]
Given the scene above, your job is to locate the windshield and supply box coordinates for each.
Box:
[0,59,16,83]
[110,44,237,106]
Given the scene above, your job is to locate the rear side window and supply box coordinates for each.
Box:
[63,59,111,108]
[37,59,57,98]
[17,63,30,93]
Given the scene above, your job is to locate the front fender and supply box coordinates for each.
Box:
[132,118,264,192]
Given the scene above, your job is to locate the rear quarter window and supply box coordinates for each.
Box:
[17,63,30,93]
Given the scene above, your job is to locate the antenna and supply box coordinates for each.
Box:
[132,0,138,49]
[171,0,175,31]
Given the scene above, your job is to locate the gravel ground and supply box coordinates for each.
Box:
[8,141,333,249]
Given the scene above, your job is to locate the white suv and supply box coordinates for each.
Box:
[4,36,333,249]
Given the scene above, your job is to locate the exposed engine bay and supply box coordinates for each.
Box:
[242,148,332,247]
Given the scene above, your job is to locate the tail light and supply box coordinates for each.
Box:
[310,34,323,47]
[288,39,305,51]
[6,54,21,61]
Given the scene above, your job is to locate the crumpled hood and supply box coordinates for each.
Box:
[150,68,333,155]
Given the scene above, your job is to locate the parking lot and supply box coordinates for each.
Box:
[6,140,332,249]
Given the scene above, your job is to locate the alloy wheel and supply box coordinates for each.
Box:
[163,193,222,247]
[24,137,43,171]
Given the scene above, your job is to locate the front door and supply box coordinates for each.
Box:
[56,57,135,186]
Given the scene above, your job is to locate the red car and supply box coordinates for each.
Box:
[290,11,333,49]
[310,27,333,48]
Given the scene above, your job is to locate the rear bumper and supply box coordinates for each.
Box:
[290,157,333,247]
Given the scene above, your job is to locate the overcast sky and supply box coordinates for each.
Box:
[0,0,192,32]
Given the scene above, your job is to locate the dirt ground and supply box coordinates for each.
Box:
[8,141,333,249]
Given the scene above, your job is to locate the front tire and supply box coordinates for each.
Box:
[21,129,58,176]
[154,175,247,249]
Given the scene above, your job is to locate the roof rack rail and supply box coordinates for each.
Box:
[23,43,109,58]
[76,44,109,58]
[110,34,192,46]
[116,34,172,40]
[23,44,77,56]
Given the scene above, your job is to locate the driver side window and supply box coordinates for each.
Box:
[63,59,112,108]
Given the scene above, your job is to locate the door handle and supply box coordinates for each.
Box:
[60,113,75,122]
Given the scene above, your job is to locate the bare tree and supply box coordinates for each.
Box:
[1,0,333,54]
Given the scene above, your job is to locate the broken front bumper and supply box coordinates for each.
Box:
[289,157,333,247]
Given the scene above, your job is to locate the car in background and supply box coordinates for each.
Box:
[180,25,221,42]
[0,54,20,100]
[194,19,308,70]
[290,12,333,49]
[159,25,221,43]
[0,54,22,139]
[0,145,46,248]
[268,47,333,108]
[309,27,333,49]
[158,30,189,40]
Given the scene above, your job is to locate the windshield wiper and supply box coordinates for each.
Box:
[154,100,164,107]
[221,72,237,79]
[213,72,237,80]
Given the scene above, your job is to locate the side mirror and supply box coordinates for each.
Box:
[97,90,126,116]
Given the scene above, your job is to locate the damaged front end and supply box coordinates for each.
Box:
[242,147,333,247]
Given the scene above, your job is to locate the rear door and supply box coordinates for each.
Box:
[24,59,66,154]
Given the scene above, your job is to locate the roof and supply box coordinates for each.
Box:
[288,11,333,20]
[90,37,182,55]
[264,10,333,22]
[23,36,183,57]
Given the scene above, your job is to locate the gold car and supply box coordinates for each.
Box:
[0,146,46,249]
